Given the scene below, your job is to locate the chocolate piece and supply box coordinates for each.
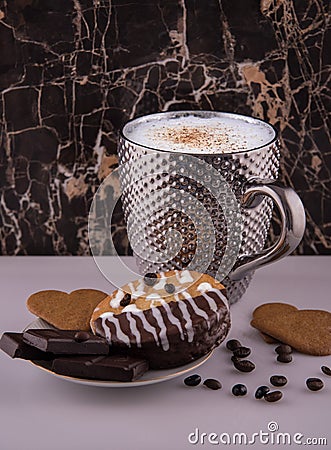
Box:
[264,391,283,402]
[203,379,222,390]
[52,355,149,381]
[32,359,54,370]
[120,293,131,307]
[23,329,109,355]
[0,332,54,360]
[184,374,201,386]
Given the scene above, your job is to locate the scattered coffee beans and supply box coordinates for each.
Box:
[270,375,287,387]
[233,359,255,373]
[203,379,222,390]
[233,346,251,358]
[255,385,270,399]
[120,293,131,307]
[321,365,331,376]
[164,283,175,294]
[264,391,283,402]
[184,374,201,387]
[277,353,292,363]
[232,384,247,396]
[143,273,158,286]
[306,378,324,391]
[226,339,241,351]
[275,344,292,354]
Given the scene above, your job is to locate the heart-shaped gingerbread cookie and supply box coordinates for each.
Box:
[27,289,108,331]
[251,302,331,356]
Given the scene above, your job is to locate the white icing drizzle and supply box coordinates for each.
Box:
[150,307,170,351]
[175,294,194,342]
[135,311,161,347]
[128,281,146,299]
[122,303,141,313]
[181,291,210,323]
[219,290,229,311]
[176,270,194,284]
[198,281,229,311]
[197,282,213,292]
[162,301,185,341]
[153,272,167,291]
[200,293,221,321]
[204,287,229,311]
[100,316,112,342]
[146,292,164,308]
[109,290,125,308]
[127,312,142,348]
[100,313,131,347]
[146,293,163,300]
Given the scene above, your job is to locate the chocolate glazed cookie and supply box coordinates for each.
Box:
[91,271,230,369]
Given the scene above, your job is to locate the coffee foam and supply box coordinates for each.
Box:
[123,113,275,154]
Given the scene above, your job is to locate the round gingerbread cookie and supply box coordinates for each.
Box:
[90,270,230,369]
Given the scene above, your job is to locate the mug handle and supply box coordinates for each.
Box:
[229,179,306,281]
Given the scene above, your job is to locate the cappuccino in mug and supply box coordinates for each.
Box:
[123,111,275,154]
[118,111,305,304]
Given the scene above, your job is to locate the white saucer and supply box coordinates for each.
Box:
[25,319,213,388]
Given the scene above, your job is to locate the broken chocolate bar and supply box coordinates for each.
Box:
[52,355,149,381]
[0,333,54,360]
[23,329,109,355]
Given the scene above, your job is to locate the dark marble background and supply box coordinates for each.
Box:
[0,0,330,255]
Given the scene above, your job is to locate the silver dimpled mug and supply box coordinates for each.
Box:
[117,111,305,304]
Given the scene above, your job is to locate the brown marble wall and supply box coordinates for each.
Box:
[0,0,330,255]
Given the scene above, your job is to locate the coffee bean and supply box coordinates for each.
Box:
[255,385,270,399]
[321,365,331,376]
[277,353,292,363]
[275,344,292,354]
[164,283,175,294]
[232,384,247,396]
[264,391,283,402]
[270,375,287,387]
[120,293,131,307]
[233,346,251,358]
[184,374,201,387]
[203,379,222,390]
[74,331,90,342]
[233,359,255,373]
[143,273,158,286]
[306,378,324,391]
[226,339,241,351]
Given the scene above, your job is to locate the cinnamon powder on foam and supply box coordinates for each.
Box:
[154,125,247,153]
